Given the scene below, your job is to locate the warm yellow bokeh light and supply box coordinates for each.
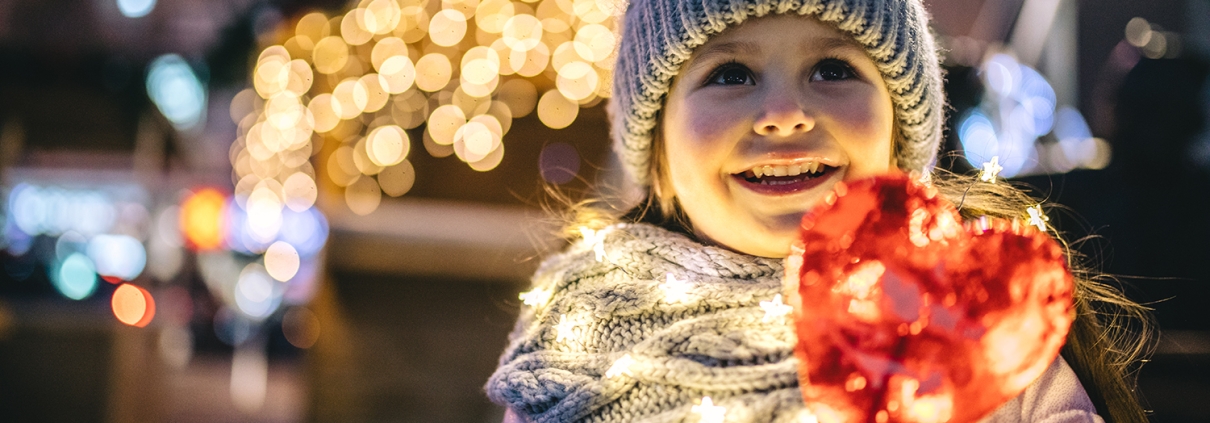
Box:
[452,87,492,116]
[180,188,227,251]
[341,8,375,46]
[282,172,318,212]
[415,53,453,92]
[556,61,598,101]
[427,104,467,145]
[378,159,416,197]
[331,79,362,119]
[455,121,495,162]
[429,9,469,47]
[537,89,578,129]
[264,241,301,282]
[497,78,538,117]
[345,176,383,216]
[296,12,331,43]
[371,37,410,71]
[572,0,612,24]
[378,56,417,94]
[487,100,514,134]
[230,89,259,124]
[327,146,359,187]
[573,23,615,62]
[308,93,340,133]
[364,0,402,35]
[461,46,501,85]
[354,74,391,113]
[513,41,550,77]
[312,36,351,74]
[352,137,386,175]
[468,142,504,171]
[502,14,543,51]
[254,56,290,98]
[366,125,410,167]
[475,0,516,33]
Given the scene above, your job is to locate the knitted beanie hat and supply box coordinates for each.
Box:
[609,0,946,186]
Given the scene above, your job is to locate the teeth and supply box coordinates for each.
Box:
[749,162,823,178]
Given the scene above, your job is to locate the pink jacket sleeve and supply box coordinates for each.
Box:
[979,357,1105,423]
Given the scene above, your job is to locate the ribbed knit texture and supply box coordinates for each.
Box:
[485,223,808,422]
[608,0,946,185]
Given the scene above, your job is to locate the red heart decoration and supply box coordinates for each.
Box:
[784,174,1074,423]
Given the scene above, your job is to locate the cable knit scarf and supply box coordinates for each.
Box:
[485,223,810,423]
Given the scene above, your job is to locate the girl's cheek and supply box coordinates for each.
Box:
[681,98,746,146]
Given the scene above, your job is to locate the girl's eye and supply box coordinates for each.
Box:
[706,65,755,86]
[812,59,857,82]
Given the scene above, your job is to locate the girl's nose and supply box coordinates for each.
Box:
[752,100,815,137]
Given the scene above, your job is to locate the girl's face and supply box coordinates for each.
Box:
[661,14,897,258]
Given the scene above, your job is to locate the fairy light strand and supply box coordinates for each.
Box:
[1026,205,1049,232]
[979,156,1003,184]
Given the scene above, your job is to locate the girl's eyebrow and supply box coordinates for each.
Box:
[684,35,864,75]
[685,40,761,75]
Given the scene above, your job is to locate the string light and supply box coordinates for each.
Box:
[605,354,635,378]
[760,294,792,322]
[979,156,1003,184]
[519,287,552,307]
[1026,205,1049,232]
[579,226,607,262]
[553,313,577,342]
[692,396,727,423]
[660,273,692,304]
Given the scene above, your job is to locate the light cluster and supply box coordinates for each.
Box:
[238,0,619,215]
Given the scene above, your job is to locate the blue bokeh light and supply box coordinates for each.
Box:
[117,0,156,18]
[147,54,207,131]
[54,253,99,300]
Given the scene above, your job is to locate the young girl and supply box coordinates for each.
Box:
[487,0,1151,422]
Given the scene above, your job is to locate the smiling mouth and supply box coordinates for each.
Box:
[733,162,835,194]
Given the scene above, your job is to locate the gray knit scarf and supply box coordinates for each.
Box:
[485,223,809,423]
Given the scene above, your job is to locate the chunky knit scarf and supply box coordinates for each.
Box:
[485,223,810,423]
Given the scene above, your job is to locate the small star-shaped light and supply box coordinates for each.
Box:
[554,314,577,342]
[979,156,1003,184]
[605,354,635,378]
[519,288,552,307]
[1026,205,1049,232]
[692,396,727,423]
[760,294,793,322]
[660,273,692,304]
[579,226,607,262]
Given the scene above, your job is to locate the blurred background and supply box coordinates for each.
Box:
[0,0,1206,422]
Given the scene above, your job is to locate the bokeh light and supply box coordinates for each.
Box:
[235,263,281,320]
[147,54,207,131]
[87,234,148,283]
[232,0,623,215]
[54,253,99,301]
[116,0,156,18]
[180,189,228,251]
[537,89,578,129]
[112,283,156,327]
[282,306,321,349]
[264,241,301,282]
